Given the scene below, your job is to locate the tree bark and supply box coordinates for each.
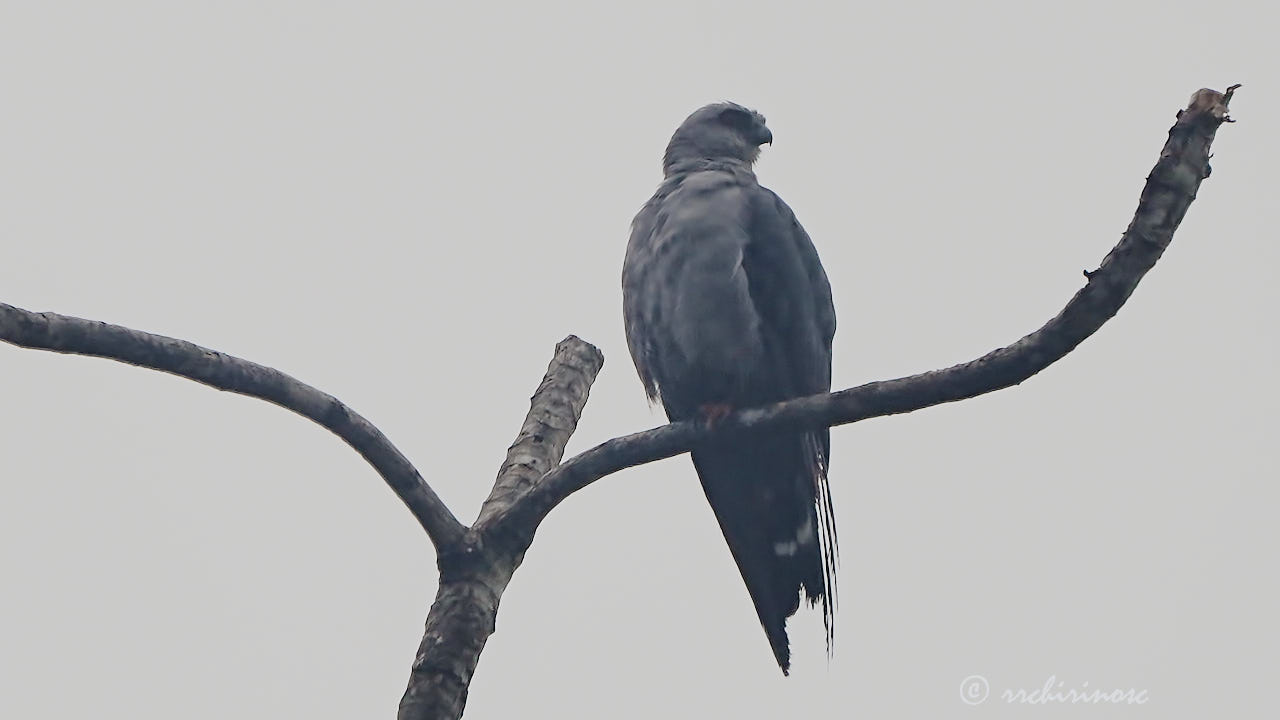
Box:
[397,338,603,719]
[0,87,1237,719]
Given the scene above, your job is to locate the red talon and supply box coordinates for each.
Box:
[698,403,734,428]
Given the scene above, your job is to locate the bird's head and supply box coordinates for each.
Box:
[662,102,772,174]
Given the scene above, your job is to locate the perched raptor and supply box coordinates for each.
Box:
[622,102,837,673]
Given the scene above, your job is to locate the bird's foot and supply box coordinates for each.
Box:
[698,403,734,429]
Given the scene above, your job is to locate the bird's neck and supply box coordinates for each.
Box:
[662,156,757,180]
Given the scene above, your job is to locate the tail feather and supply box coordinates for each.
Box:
[691,429,836,673]
[808,429,838,651]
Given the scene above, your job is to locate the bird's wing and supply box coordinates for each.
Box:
[693,184,837,672]
[622,194,665,403]
[623,172,765,413]
[751,186,837,473]
[743,187,835,400]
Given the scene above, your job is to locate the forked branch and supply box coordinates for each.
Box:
[0,87,1237,720]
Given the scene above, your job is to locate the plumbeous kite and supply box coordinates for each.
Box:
[622,102,837,673]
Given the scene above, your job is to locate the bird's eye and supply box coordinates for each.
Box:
[718,107,757,133]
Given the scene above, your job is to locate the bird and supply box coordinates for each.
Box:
[622,102,837,673]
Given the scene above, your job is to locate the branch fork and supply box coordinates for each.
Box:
[0,86,1238,720]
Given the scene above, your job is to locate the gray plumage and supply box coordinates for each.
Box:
[622,102,837,673]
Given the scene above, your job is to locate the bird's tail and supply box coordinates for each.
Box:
[692,429,837,674]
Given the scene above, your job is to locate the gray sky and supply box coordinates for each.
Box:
[1,2,1274,717]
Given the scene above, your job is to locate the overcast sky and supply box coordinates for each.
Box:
[1,2,1275,718]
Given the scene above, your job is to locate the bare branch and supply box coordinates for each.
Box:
[0,305,466,549]
[396,547,514,720]
[473,336,604,537]
[397,337,603,720]
[0,87,1237,720]
[493,85,1239,534]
